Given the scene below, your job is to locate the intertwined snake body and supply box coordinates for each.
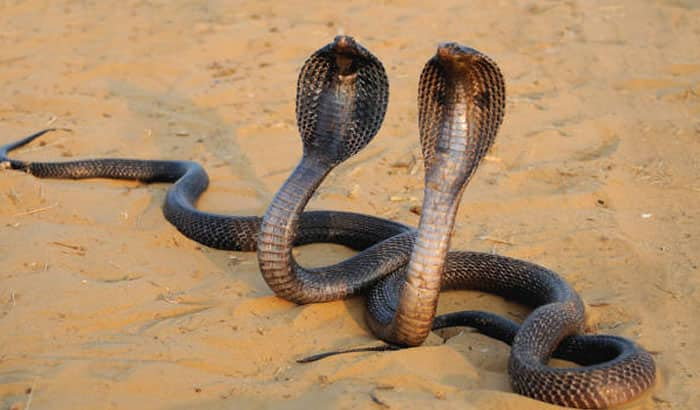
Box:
[1,36,655,408]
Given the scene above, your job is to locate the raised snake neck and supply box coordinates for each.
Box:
[1,36,655,408]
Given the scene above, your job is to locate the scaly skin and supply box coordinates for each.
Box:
[1,37,655,408]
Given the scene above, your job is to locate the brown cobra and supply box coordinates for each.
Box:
[364,44,505,346]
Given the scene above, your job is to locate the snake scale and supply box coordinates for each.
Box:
[1,36,655,408]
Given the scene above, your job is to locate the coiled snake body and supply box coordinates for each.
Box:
[1,36,654,408]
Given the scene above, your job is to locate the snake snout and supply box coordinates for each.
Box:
[332,35,360,57]
[436,42,479,62]
[296,36,388,167]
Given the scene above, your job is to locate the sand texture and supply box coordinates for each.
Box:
[1,0,699,409]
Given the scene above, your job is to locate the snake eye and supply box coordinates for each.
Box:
[296,36,388,166]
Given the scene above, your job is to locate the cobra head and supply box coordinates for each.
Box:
[417,42,505,195]
[296,36,389,167]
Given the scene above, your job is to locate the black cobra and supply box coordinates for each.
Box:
[1,36,655,408]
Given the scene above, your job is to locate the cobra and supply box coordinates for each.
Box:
[1,36,655,408]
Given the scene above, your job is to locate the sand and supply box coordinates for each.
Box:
[1,0,698,409]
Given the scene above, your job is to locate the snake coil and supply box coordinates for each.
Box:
[1,36,655,408]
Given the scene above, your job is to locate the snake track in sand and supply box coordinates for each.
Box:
[1,36,655,408]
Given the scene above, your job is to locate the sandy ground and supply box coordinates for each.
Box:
[1,0,698,409]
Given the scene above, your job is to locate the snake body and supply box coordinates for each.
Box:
[1,36,655,408]
[0,130,410,252]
